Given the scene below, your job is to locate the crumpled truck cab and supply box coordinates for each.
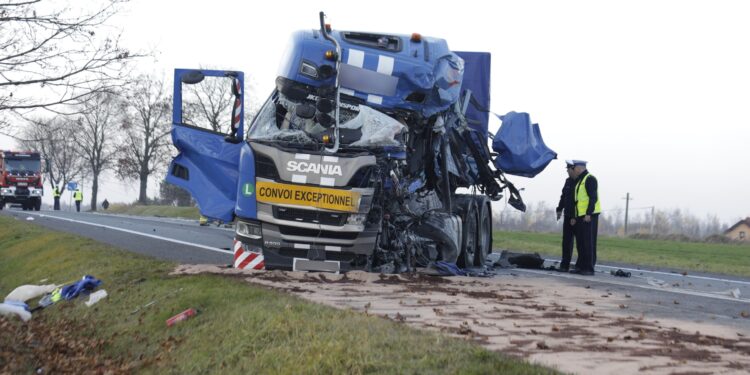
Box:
[167,14,556,273]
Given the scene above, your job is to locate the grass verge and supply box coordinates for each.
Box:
[106,204,200,219]
[0,216,558,374]
[493,230,750,277]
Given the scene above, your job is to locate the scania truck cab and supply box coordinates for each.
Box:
[167,13,556,273]
[0,150,44,211]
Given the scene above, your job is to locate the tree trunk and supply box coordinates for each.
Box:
[138,171,148,204]
[90,172,99,211]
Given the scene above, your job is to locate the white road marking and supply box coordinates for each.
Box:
[543,258,750,286]
[515,268,750,304]
[23,212,233,255]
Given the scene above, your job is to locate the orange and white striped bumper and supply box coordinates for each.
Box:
[233,240,265,270]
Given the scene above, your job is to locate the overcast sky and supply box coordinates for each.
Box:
[3,0,748,223]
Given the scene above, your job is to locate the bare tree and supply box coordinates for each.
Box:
[116,75,171,203]
[19,117,86,194]
[0,0,141,130]
[182,75,235,133]
[76,92,120,210]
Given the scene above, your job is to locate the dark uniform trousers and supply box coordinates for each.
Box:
[75,201,81,212]
[54,197,60,210]
[560,217,575,268]
[574,214,599,272]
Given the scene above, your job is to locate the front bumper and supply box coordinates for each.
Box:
[234,217,376,272]
[0,186,42,202]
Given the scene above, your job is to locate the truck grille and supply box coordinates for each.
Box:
[273,206,347,226]
[278,225,360,240]
[255,154,279,180]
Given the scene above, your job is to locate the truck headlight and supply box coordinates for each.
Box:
[346,213,367,226]
[30,189,43,196]
[0,188,12,196]
[236,221,262,239]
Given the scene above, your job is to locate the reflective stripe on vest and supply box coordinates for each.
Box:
[575,173,601,217]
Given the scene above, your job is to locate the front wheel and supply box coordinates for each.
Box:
[33,198,41,211]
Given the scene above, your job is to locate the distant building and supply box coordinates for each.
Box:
[724,218,750,242]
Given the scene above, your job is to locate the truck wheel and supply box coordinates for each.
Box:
[457,199,478,269]
[34,198,41,211]
[0,200,4,210]
[474,198,492,267]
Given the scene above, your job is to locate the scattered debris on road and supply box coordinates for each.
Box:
[172,264,750,375]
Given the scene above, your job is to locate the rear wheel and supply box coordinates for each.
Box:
[33,198,41,211]
[474,198,492,267]
[457,199,479,268]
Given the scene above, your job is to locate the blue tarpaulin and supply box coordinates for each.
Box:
[492,112,557,177]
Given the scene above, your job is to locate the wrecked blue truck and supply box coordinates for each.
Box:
[167,13,556,273]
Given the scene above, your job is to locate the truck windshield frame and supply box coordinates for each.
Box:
[5,158,41,173]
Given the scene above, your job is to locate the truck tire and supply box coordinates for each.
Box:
[34,198,41,211]
[455,197,479,269]
[474,196,492,267]
[0,200,4,210]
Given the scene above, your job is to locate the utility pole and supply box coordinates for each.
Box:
[623,193,634,235]
[650,206,655,234]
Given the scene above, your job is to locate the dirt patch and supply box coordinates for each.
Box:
[0,316,137,374]
[172,265,750,375]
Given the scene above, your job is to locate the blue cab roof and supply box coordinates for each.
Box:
[277,29,489,126]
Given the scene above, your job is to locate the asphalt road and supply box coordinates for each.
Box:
[3,208,750,331]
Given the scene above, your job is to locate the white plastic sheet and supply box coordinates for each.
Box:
[5,284,56,302]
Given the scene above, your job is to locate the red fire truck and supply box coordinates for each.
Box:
[0,150,43,211]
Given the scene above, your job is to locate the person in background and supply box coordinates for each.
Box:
[73,188,83,212]
[554,161,576,272]
[53,186,61,210]
[102,198,109,210]
[569,160,601,276]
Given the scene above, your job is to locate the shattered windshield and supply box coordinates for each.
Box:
[5,159,41,173]
[247,91,405,148]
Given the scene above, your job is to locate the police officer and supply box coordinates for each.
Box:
[73,188,83,212]
[554,161,576,272]
[569,160,601,276]
[53,186,61,211]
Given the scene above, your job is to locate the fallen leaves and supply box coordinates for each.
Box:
[584,301,594,306]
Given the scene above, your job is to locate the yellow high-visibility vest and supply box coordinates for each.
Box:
[53,188,61,198]
[74,191,83,201]
[575,173,601,217]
